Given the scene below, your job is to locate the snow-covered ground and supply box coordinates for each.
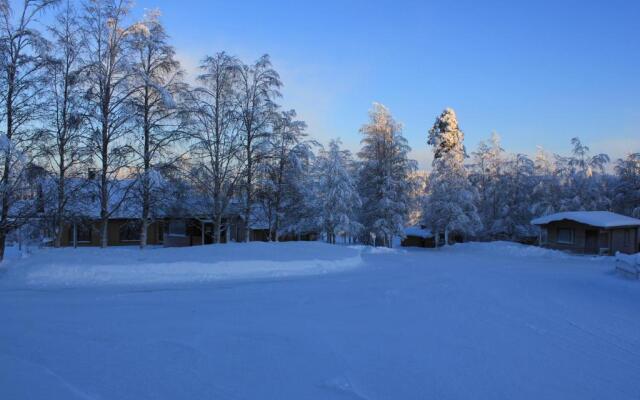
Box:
[0,242,362,288]
[1,241,639,399]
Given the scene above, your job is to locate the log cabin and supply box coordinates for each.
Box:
[531,211,640,255]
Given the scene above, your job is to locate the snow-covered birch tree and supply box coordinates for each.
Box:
[187,52,242,243]
[236,55,281,242]
[41,0,87,247]
[0,0,58,260]
[357,103,417,247]
[555,137,610,211]
[613,153,640,218]
[129,9,184,247]
[81,0,136,248]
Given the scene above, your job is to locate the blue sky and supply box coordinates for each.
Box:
[133,0,640,168]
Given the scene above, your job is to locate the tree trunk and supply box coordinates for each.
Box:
[0,233,6,261]
[100,217,108,248]
[0,79,14,262]
[244,146,252,243]
[214,214,222,244]
[55,160,65,248]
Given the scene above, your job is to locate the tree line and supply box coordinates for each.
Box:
[0,1,638,260]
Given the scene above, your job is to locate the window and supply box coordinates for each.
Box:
[157,223,165,243]
[168,220,187,237]
[540,228,548,245]
[556,228,574,244]
[119,222,141,242]
[68,223,92,244]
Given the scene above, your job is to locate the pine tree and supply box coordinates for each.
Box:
[357,103,417,247]
[423,108,481,245]
[315,139,362,244]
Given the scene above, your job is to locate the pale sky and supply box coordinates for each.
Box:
[131,0,640,168]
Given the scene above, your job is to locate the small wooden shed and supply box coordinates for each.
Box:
[401,225,436,248]
[531,211,640,255]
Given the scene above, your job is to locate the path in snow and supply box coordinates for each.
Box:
[1,242,639,399]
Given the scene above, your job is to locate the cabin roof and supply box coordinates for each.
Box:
[531,211,640,229]
[404,225,434,239]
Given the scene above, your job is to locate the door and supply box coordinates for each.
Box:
[585,230,599,254]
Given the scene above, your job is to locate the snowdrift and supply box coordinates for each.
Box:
[615,252,640,279]
[0,242,363,288]
[444,241,573,259]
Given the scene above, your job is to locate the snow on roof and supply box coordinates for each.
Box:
[531,211,640,228]
[404,225,434,238]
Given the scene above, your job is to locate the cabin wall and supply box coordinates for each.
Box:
[611,228,639,254]
[541,221,639,255]
[59,220,163,247]
[401,236,436,248]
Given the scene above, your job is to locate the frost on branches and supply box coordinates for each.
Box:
[357,103,417,247]
[315,139,362,244]
[423,108,481,245]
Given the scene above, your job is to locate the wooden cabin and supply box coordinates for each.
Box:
[531,211,640,255]
[401,225,436,248]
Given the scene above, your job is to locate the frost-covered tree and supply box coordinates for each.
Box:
[236,55,281,242]
[129,9,184,247]
[530,146,561,217]
[81,0,136,247]
[470,133,537,240]
[0,0,58,260]
[273,137,316,240]
[256,108,310,240]
[41,0,87,247]
[357,103,416,247]
[187,52,242,243]
[471,132,504,236]
[315,139,361,244]
[613,153,640,217]
[423,108,481,245]
[493,153,536,239]
[555,137,610,211]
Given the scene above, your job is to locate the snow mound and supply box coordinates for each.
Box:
[447,241,572,259]
[2,242,363,288]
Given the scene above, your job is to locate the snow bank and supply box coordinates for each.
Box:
[446,241,573,259]
[615,252,640,279]
[1,242,363,288]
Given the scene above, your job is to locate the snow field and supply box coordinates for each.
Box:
[1,241,639,400]
[0,242,363,288]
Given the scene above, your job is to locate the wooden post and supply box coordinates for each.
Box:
[201,221,205,245]
[73,222,77,248]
